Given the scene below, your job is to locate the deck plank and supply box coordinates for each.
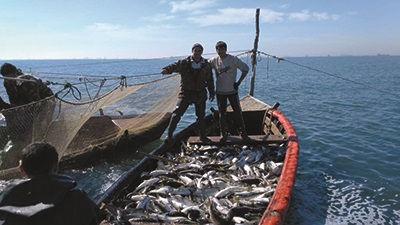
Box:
[187,134,286,145]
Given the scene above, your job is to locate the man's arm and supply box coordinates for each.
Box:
[235,57,249,87]
[160,59,184,75]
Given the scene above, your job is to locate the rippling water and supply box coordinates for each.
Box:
[1,55,399,224]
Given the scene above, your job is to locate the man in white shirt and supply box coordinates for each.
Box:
[209,41,250,142]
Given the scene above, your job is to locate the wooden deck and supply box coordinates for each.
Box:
[229,95,270,112]
[187,134,286,145]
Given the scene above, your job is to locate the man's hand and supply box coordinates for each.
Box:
[233,82,240,90]
[99,220,110,225]
[160,69,168,75]
[0,97,11,110]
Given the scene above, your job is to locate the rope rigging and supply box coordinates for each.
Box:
[257,51,400,99]
[5,49,398,102]
[54,81,82,100]
[54,73,178,104]
[5,50,251,103]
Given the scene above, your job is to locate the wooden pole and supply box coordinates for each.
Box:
[249,8,260,96]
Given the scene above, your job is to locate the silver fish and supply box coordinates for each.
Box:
[134,178,160,193]
[208,198,234,225]
[215,186,247,198]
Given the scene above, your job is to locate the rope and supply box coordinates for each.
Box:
[35,72,163,94]
[53,74,178,106]
[0,76,39,83]
[54,81,82,100]
[16,50,399,102]
[27,50,250,91]
[258,51,400,99]
[43,72,178,107]
[257,51,284,63]
[36,71,161,80]
[94,79,106,99]
[83,78,94,100]
[235,50,252,57]
[55,84,119,106]
[266,55,270,79]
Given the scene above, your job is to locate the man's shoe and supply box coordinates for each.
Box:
[220,136,227,142]
[241,135,251,142]
[164,135,174,143]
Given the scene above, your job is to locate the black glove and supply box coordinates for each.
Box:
[233,82,240,90]
[0,97,11,110]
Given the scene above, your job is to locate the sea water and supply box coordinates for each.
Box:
[1,55,399,224]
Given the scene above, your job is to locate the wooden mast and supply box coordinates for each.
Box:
[249,8,260,96]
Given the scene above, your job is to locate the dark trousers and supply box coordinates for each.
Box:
[217,93,247,137]
[167,92,206,138]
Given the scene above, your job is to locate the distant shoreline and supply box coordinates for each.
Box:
[1,54,398,61]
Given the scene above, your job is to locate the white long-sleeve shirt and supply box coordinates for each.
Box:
[209,54,249,95]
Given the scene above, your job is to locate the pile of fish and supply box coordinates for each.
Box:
[104,142,286,224]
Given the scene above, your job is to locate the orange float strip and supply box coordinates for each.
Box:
[259,109,300,225]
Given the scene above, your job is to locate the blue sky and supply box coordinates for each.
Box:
[1,0,399,59]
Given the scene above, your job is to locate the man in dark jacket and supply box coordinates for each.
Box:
[1,63,53,107]
[0,142,100,225]
[0,63,55,169]
[161,43,215,143]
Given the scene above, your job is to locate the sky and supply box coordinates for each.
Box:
[1,0,399,59]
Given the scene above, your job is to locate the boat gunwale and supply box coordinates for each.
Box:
[259,109,299,225]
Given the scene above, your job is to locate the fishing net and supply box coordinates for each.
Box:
[0,74,180,174]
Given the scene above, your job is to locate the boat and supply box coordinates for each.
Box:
[96,9,299,225]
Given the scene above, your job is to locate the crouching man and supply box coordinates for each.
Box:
[0,142,100,225]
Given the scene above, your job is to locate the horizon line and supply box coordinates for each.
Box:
[1,53,397,61]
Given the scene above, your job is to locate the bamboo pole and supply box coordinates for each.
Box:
[249,8,260,96]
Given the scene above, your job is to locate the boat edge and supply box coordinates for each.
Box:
[259,109,299,225]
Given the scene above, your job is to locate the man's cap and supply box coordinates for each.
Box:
[192,43,204,51]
